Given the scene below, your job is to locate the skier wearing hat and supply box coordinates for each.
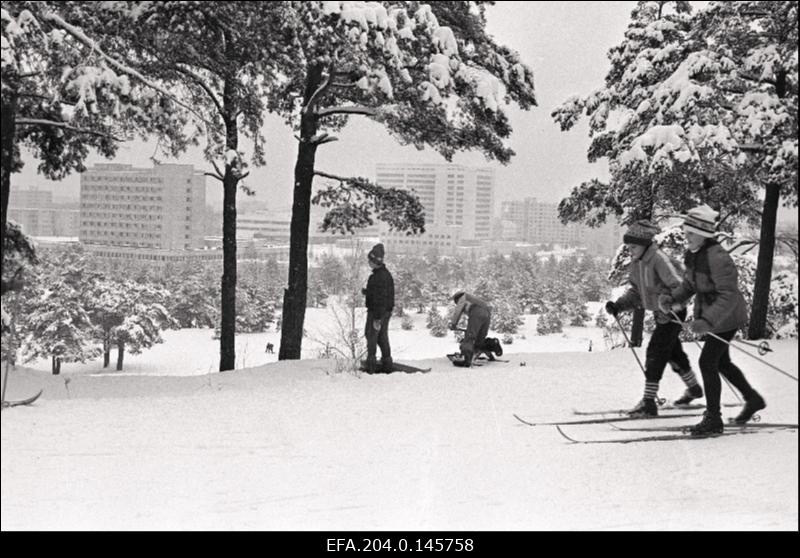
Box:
[363,243,394,373]
[605,220,703,417]
[659,205,766,436]
[448,291,501,367]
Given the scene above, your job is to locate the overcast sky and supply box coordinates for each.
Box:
[19,1,795,226]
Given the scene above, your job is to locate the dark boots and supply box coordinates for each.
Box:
[673,384,704,406]
[628,398,658,417]
[689,411,724,436]
[733,392,766,424]
[380,357,394,373]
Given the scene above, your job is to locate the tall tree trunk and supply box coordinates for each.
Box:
[279,67,323,360]
[117,341,125,371]
[747,182,780,340]
[219,81,239,372]
[1,87,18,259]
[51,355,59,375]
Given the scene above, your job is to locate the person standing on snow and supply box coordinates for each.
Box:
[363,243,395,374]
[448,291,501,367]
[605,220,703,417]
[659,204,766,436]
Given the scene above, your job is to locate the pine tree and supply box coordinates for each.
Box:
[273,2,537,359]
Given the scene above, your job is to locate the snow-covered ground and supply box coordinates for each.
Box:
[1,310,797,531]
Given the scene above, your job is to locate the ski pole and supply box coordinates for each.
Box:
[704,331,797,382]
[613,314,666,406]
[670,312,797,382]
[732,338,772,355]
[670,311,743,404]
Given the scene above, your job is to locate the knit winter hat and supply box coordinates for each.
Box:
[367,243,385,264]
[623,220,660,246]
[682,204,718,238]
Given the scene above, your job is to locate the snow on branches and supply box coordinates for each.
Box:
[312,172,425,235]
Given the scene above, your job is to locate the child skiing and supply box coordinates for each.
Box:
[605,220,703,417]
[659,205,766,436]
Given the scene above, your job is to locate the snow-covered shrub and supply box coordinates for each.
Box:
[735,255,799,338]
[502,333,514,345]
[536,310,563,335]
[492,299,523,334]
[401,314,414,330]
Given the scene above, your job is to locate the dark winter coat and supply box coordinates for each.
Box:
[365,265,395,319]
[672,239,748,334]
[616,243,684,324]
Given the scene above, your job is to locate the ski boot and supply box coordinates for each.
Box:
[380,357,394,374]
[487,337,503,357]
[689,411,724,437]
[627,398,658,418]
[673,384,704,406]
[733,392,766,424]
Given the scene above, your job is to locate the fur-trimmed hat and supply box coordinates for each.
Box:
[682,204,718,238]
[623,220,660,246]
[367,243,385,264]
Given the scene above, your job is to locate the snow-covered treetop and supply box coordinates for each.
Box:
[267,1,536,163]
[2,1,197,179]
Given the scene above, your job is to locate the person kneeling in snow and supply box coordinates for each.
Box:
[605,220,703,417]
[448,291,501,367]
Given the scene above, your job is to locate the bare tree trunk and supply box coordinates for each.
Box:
[1,85,18,259]
[117,341,125,371]
[747,182,780,339]
[51,355,61,375]
[279,66,322,360]
[219,80,239,372]
[103,335,111,368]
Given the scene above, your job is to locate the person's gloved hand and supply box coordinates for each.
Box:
[448,322,456,330]
[605,301,619,317]
[689,319,711,335]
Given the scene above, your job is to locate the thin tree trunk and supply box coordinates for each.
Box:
[1,87,18,259]
[279,66,323,360]
[103,336,111,368]
[51,355,59,375]
[116,341,125,371]
[747,182,780,339]
[219,80,239,372]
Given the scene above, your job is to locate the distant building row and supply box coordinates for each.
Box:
[10,161,623,263]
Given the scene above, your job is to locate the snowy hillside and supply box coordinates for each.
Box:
[2,329,796,531]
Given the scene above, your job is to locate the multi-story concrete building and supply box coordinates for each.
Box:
[501,197,623,256]
[80,163,205,250]
[375,163,495,253]
[8,188,80,237]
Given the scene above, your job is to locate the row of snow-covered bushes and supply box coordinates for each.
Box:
[1,245,281,373]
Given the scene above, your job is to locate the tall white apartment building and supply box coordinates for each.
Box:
[80,163,206,250]
[375,163,495,252]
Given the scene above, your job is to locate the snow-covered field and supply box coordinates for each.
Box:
[2,310,797,531]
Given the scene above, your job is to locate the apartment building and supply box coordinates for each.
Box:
[80,163,206,250]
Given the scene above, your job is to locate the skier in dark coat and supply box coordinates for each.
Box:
[363,243,394,373]
[659,204,766,436]
[448,291,501,367]
[605,220,702,417]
